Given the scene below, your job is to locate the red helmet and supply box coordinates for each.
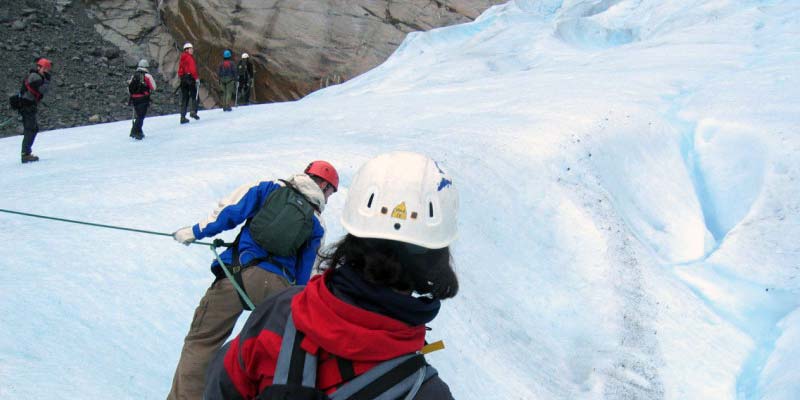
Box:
[305,160,339,192]
[36,58,52,70]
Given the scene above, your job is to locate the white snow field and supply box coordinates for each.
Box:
[1,0,798,399]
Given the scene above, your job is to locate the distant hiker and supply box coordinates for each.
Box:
[14,58,52,163]
[178,42,200,124]
[218,49,236,112]
[127,59,157,140]
[236,52,254,105]
[166,160,339,400]
[203,152,460,400]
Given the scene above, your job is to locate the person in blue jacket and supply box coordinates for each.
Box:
[166,160,339,400]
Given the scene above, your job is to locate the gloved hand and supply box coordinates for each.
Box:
[172,226,195,246]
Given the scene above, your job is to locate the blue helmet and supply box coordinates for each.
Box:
[223,49,232,59]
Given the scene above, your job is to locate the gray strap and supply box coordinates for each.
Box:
[271,313,299,385]
[329,355,433,400]
[274,312,434,399]
[302,351,317,387]
[402,368,427,400]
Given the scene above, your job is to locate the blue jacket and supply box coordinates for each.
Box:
[191,179,325,285]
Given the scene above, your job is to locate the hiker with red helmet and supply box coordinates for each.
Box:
[16,58,52,163]
[166,160,339,400]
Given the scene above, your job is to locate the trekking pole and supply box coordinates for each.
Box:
[0,116,14,128]
[250,78,254,103]
[234,81,239,107]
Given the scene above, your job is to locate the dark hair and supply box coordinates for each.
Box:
[320,234,459,300]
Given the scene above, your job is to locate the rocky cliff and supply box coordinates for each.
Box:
[0,0,178,138]
[101,0,504,103]
[2,0,502,138]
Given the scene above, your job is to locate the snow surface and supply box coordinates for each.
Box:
[1,0,799,399]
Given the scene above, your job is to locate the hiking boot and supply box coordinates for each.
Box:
[21,153,39,163]
[180,117,190,124]
[190,113,200,120]
[134,133,145,140]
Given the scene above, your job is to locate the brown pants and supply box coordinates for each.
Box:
[167,267,290,400]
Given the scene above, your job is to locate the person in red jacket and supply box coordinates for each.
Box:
[178,42,200,124]
[204,151,460,400]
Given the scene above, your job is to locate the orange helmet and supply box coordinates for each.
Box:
[305,160,339,192]
[36,58,52,70]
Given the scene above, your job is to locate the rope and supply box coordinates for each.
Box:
[0,208,213,245]
[210,239,256,310]
[0,207,257,309]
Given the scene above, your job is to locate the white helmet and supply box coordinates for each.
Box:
[241,52,249,59]
[183,42,193,50]
[137,59,149,68]
[341,151,458,249]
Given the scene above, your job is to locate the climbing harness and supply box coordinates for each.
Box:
[0,208,255,309]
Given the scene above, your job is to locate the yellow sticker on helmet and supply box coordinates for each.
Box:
[391,202,407,220]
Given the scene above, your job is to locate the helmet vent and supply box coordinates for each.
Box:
[429,202,434,218]
[367,193,375,208]
[394,223,401,230]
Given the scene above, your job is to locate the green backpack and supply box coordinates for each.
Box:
[249,181,315,257]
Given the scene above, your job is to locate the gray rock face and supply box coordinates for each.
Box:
[88,0,503,105]
[0,0,179,138]
[83,0,197,104]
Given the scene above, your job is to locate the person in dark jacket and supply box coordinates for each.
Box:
[128,59,157,140]
[218,50,237,111]
[178,42,199,124]
[18,58,52,163]
[166,160,340,400]
[236,52,254,105]
[204,151,460,400]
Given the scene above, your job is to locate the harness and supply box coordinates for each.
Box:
[258,313,435,400]
[23,74,43,102]
[223,225,297,310]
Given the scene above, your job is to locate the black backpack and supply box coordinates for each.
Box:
[248,180,315,257]
[258,313,434,400]
[128,71,147,95]
[8,93,22,110]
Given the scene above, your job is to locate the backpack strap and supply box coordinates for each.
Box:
[24,75,43,102]
[272,312,318,388]
[329,355,430,400]
[336,356,356,382]
[226,228,256,310]
[269,313,434,400]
